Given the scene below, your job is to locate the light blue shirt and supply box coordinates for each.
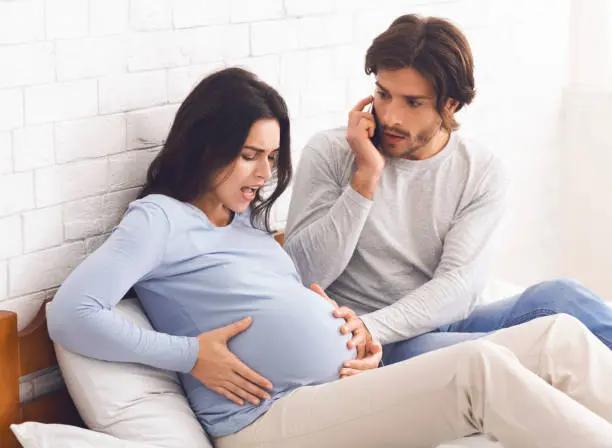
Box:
[48,194,354,437]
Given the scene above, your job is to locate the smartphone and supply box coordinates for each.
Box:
[367,103,382,150]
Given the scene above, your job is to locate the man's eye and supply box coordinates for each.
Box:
[408,100,422,108]
[376,90,389,99]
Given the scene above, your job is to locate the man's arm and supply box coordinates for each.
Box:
[360,159,508,345]
[285,97,384,289]
[284,140,372,288]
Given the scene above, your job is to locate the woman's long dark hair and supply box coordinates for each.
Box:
[138,67,291,232]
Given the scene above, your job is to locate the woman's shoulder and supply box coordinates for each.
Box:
[115,194,191,239]
[126,193,192,223]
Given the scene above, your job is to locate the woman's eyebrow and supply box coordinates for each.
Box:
[243,145,280,152]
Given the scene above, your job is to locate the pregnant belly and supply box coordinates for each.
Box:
[227,298,356,392]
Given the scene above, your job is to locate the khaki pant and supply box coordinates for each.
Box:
[215,314,612,448]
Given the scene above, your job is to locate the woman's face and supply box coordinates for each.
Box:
[210,118,280,215]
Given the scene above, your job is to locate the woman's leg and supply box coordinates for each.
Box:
[215,329,612,448]
[382,331,487,365]
[484,313,612,422]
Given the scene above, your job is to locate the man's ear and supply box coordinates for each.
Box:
[444,98,459,114]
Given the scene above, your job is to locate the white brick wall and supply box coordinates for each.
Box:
[13,124,54,171]
[0,0,606,327]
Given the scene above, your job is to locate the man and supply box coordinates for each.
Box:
[285,14,612,370]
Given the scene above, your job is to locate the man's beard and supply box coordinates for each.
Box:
[381,119,443,159]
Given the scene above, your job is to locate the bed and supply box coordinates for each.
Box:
[0,232,507,448]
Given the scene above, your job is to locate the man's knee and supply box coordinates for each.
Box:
[521,278,591,312]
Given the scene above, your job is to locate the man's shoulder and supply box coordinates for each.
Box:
[453,133,506,176]
[452,133,509,192]
[303,127,352,159]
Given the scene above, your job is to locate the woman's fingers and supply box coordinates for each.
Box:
[230,372,272,401]
[212,386,244,406]
[222,381,262,406]
[231,355,273,391]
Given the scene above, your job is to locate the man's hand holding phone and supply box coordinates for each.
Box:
[346,96,385,200]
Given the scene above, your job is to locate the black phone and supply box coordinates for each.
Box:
[369,104,382,150]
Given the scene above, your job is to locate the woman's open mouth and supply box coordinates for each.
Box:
[240,186,259,202]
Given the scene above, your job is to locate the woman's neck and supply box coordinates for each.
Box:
[191,194,233,227]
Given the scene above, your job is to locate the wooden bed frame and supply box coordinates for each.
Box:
[0,304,83,448]
[0,232,285,448]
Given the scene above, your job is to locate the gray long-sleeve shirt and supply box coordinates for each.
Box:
[284,128,508,345]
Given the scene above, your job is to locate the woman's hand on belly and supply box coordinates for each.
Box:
[190,316,274,406]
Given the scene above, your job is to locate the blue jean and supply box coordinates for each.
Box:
[382,278,612,365]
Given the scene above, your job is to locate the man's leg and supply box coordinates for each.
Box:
[216,321,612,448]
[449,278,612,348]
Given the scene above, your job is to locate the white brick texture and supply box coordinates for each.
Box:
[35,159,108,207]
[25,81,98,124]
[0,89,24,131]
[13,124,55,172]
[23,206,63,253]
[0,215,22,259]
[99,71,167,114]
[0,172,35,216]
[8,242,85,297]
[0,43,55,89]
[0,133,12,175]
[55,114,126,163]
[0,0,45,44]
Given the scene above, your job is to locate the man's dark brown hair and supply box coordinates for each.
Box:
[365,14,475,130]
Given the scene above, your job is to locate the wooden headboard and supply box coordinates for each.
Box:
[0,305,83,448]
[0,232,285,447]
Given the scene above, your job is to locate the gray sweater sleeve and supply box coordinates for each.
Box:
[47,201,199,373]
[284,135,373,289]
[360,159,508,344]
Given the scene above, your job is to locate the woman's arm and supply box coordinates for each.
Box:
[47,200,199,373]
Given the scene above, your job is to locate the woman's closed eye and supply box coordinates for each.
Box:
[241,150,257,161]
[241,150,279,167]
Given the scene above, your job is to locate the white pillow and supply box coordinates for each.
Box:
[49,299,212,448]
[11,422,149,448]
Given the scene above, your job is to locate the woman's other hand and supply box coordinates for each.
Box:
[191,317,273,406]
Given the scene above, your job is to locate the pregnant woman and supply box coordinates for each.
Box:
[48,68,612,447]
